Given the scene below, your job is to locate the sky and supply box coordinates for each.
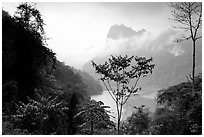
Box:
[2,2,173,69]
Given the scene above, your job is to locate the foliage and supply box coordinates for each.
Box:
[94,129,117,135]
[75,99,115,135]
[13,93,69,134]
[2,113,30,135]
[53,61,103,96]
[53,61,86,94]
[66,92,80,134]
[150,107,182,135]
[2,2,56,103]
[153,74,202,135]
[157,74,201,112]
[92,55,154,134]
[15,2,45,40]
[2,81,18,114]
[123,105,152,135]
[73,69,103,95]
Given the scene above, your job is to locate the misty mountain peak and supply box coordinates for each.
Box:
[107,24,146,40]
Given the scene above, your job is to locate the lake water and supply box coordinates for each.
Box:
[91,91,157,121]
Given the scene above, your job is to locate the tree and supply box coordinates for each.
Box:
[154,74,202,134]
[15,2,45,38]
[75,100,113,135]
[169,2,202,94]
[92,55,154,134]
[124,105,151,135]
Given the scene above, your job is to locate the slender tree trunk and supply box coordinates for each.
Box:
[116,105,124,135]
[116,81,121,135]
[117,118,120,134]
[119,104,123,134]
[115,100,121,135]
[116,103,120,135]
[192,40,196,95]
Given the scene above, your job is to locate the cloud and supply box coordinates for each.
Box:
[169,45,185,56]
[101,29,185,57]
[102,30,151,56]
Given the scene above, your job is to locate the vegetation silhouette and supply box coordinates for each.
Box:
[2,2,202,135]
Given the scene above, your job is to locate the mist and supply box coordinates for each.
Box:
[97,28,185,59]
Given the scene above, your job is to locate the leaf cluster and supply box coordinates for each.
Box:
[15,2,45,37]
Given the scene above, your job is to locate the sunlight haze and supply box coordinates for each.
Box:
[2,2,172,69]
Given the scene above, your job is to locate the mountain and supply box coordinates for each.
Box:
[107,24,146,39]
[82,24,202,98]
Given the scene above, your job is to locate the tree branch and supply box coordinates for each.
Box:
[193,8,202,40]
[131,76,140,91]
[175,35,191,43]
[195,35,202,40]
[100,74,117,102]
[107,80,114,93]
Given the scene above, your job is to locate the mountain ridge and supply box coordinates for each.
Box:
[107,24,146,39]
[82,24,202,97]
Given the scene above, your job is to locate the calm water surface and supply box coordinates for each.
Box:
[91,91,156,121]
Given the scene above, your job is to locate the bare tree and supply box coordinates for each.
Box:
[92,55,154,134]
[169,2,202,94]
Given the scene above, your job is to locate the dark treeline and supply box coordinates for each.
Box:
[2,3,202,135]
[2,3,109,135]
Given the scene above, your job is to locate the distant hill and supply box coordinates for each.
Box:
[53,61,103,96]
[53,61,86,94]
[72,68,103,95]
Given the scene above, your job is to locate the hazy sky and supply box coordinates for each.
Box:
[2,2,173,69]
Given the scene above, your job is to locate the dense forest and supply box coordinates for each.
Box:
[2,3,202,135]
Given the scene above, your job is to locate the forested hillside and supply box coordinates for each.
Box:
[72,68,103,95]
[53,61,103,96]
[2,4,112,135]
